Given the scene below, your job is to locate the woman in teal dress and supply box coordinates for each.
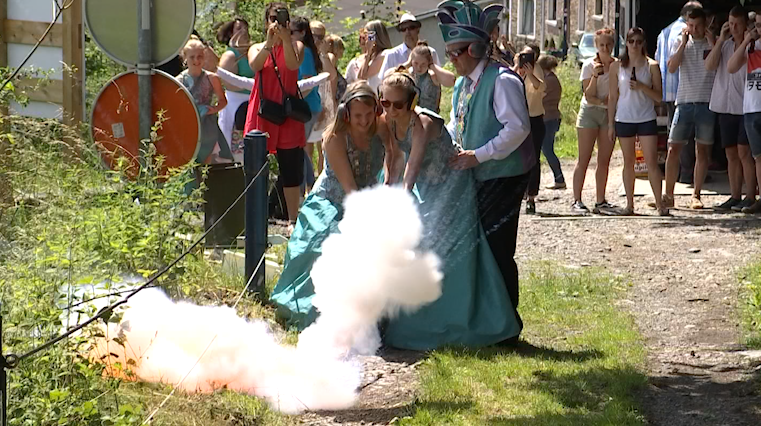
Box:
[378,70,521,350]
[270,81,394,328]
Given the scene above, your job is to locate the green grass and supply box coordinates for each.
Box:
[398,264,647,425]
[440,60,581,160]
[741,261,761,349]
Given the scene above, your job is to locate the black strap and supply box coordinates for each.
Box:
[268,49,308,101]
[260,51,287,103]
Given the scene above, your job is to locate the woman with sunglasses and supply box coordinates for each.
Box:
[270,81,395,329]
[378,68,521,350]
[245,2,307,228]
[608,27,667,216]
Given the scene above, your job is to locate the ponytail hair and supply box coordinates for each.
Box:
[410,40,433,64]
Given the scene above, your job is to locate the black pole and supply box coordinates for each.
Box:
[1,302,7,426]
[244,131,269,296]
[561,0,570,58]
[615,0,621,57]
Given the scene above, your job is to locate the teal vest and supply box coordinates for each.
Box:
[453,63,535,181]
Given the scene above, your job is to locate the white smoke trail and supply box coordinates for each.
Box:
[93,185,442,413]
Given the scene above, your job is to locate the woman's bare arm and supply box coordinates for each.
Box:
[324,132,358,193]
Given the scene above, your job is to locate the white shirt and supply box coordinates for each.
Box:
[579,57,610,108]
[446,60,531,164]
[744,40,761,114]
[710,39,745,115]
[383,42,441,73]
[344,54,388,93]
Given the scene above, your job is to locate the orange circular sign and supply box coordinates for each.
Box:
[91,69,200,177]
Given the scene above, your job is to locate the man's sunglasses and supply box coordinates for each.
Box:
[445,46,468,59]
[380,99,408,110]
[399,25,420,33]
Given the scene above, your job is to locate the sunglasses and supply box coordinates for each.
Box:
[445,46,468,59]
[380,99,408,110]
[313,33,325,41]
[268,15,278,22]
[627,38,644,45]
[399,25,420,33]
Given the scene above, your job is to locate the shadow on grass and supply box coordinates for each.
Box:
[439,340,604,363]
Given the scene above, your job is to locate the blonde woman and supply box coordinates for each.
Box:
[270,82,395,328]
[345,20,392,92]
[572,27,618,214]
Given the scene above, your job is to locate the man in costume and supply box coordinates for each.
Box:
[438,0,535,335]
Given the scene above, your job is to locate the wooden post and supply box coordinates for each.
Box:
[62,0,84,126]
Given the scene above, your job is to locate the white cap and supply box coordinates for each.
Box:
[398,13,421,28]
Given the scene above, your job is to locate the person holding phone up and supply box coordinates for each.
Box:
[245,2,307,229]
[664,7,717,211]
[345,21,392,92]
[513,44,545,215]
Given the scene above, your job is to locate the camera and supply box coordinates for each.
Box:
[275,8,289,26]
[518,52,534,68]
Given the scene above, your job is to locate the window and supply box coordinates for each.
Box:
[578,0,586,31]
[595,0,603,15]
[547,0,557,21]
[519,0,535,36]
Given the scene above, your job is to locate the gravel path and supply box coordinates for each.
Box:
[297,152,761,425]
[518,153,761,425]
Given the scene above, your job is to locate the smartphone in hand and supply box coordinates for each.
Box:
[518,52,534,68]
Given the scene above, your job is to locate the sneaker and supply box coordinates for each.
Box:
[731,197,756,212]
[545,182,567,190]
[742,200,761,214]
[715,197,741,210]
[662,194,675,208]
[526,200,536,215]
[593,200,617,214]
[690,196,704,209]
[571,201,589,214]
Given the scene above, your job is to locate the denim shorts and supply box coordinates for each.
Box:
[743,112,761,158]
[615,120,658,138]
[669,103,716,145]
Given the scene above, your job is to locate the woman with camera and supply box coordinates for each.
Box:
[513,44,546,215]
[345,20,392,92]
[245,2,307,227]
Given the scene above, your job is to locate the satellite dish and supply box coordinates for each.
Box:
[91,69,201,178]
[84,0,196,67]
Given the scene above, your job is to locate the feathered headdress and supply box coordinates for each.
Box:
[436,0,503,45]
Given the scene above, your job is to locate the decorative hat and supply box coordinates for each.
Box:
[436,0,503,45]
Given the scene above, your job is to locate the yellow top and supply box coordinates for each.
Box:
[525,65,546,118]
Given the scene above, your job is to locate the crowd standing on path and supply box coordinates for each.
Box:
[167,0,761,352]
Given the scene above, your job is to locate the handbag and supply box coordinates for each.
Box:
[257,53,287,125]
[270,52,312,123]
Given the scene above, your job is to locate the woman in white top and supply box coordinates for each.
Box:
[344,20,391,92]
[608,27,667,216]
[572,28,618,214]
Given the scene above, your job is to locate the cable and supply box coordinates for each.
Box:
[8,161,269,365]
[141,252,266,425]
[0,0,74,95]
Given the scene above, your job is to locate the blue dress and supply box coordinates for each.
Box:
[270,133,386,327]
[383,108,521,350]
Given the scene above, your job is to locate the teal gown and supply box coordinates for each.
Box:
[270,133,386,327]
[382,108,521,350]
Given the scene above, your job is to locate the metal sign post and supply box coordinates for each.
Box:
[138,0,153,167]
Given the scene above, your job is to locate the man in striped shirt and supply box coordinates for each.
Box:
[656,1,703,185]
[665,7,717,209]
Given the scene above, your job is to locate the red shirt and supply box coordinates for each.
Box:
[245,45,306,153]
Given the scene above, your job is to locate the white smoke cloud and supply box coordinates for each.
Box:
[92,185,442,414]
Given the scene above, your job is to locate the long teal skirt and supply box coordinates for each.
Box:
[270,193,341,328]
[382,168,521,350]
